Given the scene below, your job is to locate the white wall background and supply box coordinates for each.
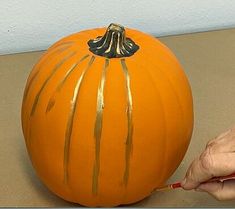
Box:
[1,0,235,55]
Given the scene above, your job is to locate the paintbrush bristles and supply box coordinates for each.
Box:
[153,182,182,192]
[154,185,172,192]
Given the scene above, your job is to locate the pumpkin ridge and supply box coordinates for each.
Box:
[23,70,40,103]
[46,54,90,113]
[144,54,185,131]
[23,69,39,151]
[92,58,109,195]
[30,50,78,116]
[63,56,95,184]
[141,43,184,129]
[138,61,168,187]
[140,54,185,182]
[22,36,75,155]
[49,41,75,51]
[23,44,73,104]
[120,59,133,186]
[139,50,185,124]
[24,48,77,150]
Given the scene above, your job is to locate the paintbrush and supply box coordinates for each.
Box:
[153,172,235,192]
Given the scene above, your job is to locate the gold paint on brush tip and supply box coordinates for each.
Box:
[63,56,95,184]
[120,59,133,186]
[92,59,109,195]
[46,54,90,113]
[30,50,77,116]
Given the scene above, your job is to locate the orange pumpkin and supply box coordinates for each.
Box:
[21,23,193,207]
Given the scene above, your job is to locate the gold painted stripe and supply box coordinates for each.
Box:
[23,70,40,102]
[23,44,72,103]
[24,45,72,146]
[26,123,32,159]
[30,51,77,116]
[49,41,75,50]
[120,59,133,186]
[63,56,95,183]
[92,59,109,195]
[46,54,90,113]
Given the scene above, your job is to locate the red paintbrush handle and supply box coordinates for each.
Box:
[207,173,235,182]
[170,182,181,189]
[170,172,235,190]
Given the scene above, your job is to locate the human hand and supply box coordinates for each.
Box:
[181,127,235,200]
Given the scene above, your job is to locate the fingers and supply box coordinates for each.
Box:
[181,127,235,190]
[195,180,235,201]
[181,126,235,201]
[206,129,231,149]
[181,152,235,190]
[206,129,235,153]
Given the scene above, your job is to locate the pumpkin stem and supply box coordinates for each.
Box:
[88,23,139,58]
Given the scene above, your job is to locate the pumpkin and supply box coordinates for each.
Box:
[21,23,193,207]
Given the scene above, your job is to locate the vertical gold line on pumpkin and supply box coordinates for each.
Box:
[46,54,90,113]
[120,59,133,186]
[30,51,77,116]
[63,56,95,184]
[23,70,40,102]
[92,58,109,195]
[23,44,72,103]
[24,45,74,151]
[25,122,32,160]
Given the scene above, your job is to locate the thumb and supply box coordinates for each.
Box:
[195,180,235,201]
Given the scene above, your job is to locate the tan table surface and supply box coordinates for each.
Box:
[1,28,235,207]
